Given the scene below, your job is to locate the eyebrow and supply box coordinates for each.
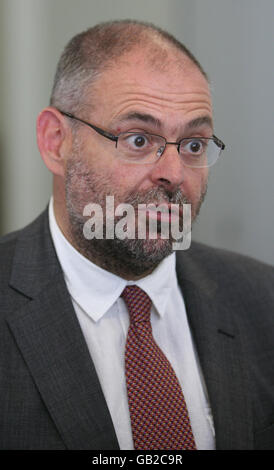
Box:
[184,115,213,131]
[115,112,213,132]
[116,112,162,128]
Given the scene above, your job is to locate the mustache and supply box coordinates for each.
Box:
[123,186,190,207]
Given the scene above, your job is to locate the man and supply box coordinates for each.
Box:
[0,20,273,450]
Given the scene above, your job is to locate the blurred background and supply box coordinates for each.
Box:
[0,0,273,265]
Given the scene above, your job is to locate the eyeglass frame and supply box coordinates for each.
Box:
[59,109,225,166]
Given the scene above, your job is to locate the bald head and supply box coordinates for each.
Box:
[50,20,208,117]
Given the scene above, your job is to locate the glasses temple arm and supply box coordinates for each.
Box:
[213,134,225,150]
[59,110,118,143]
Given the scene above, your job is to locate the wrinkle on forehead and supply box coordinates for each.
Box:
[89,53,212,129]
[95,85,212,118]
[106,89,212,129]
[110,89,212,110]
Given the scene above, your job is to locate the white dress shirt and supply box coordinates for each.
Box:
[48,198,215,450]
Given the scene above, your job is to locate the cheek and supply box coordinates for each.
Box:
[81,137,152,196]
[110,161,150,193]
[183,167,208,199]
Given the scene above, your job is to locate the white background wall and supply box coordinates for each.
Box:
[0,0,273,265]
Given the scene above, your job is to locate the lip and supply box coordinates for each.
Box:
[138,203,183,223]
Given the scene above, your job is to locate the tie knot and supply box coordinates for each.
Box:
[121,285,152,323]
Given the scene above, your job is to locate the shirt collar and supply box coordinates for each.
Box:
[48,197,177,322]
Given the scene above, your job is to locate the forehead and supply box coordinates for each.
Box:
[90,48,212,132]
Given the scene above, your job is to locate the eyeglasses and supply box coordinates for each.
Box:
[60,110,225,168]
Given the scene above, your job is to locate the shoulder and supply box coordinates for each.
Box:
[0,211,46,248]
[0,210,49,283]
[176,242,274,360]
[176,241,274,311]
[177,240,273,283]
[0,229,21,285]
[0,210,48,246]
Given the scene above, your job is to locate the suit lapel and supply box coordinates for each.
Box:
[6,210,119,450]
[176,250,253,450]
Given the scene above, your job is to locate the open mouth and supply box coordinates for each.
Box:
[139,203,183,224]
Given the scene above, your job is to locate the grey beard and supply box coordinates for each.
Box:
[66,185,206,278]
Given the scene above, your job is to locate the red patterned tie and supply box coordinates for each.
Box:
[122,285,196,450]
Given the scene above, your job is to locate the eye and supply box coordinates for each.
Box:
[117,132,164,162]
[181,138,207,155]
[125,134,149,149]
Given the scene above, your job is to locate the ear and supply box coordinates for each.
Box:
[36,106,72,177]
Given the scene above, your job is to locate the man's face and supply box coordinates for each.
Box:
[64,48,213,278]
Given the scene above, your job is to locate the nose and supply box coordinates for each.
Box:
[149,143,184,189]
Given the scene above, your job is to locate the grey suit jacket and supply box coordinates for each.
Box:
[0,209,273,450]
